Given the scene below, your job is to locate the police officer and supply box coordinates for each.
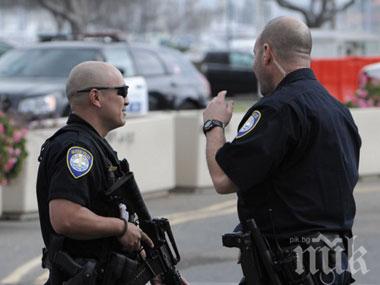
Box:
[36,61,156,284]
[203,17,361,284]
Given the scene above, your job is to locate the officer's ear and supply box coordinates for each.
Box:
[88,89,102,108]
[262,43,272,65]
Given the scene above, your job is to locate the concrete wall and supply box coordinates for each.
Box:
[1,108,379,218]
[175,111,244,189]
[2,128,56,219]
[1,112,175,218]
[106,113,175,193]
[351,108,380,176]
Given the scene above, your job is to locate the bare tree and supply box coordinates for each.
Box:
[36,0,134,36]
[273,0,356,27]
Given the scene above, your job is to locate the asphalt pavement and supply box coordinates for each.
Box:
[0,177,379,285]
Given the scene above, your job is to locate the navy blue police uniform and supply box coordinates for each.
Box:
[37,113,124,284]
[216,68,361,284]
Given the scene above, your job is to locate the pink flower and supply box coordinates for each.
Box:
[367,99,375,107]
[0,123,4,134]
[358,98,369,108]
[20,128,28,137]
[356,89,368,99]
[14,148,21,156]
[12,130,24,143]
[4,158,17,172]
[7,147,14,155]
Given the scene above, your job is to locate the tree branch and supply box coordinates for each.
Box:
[38,0,77,24]
[274,0,356,28]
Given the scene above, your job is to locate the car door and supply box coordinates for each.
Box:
[201,52,230,96]
[131,47,174,110]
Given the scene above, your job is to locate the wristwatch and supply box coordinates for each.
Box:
[203,119,225,135]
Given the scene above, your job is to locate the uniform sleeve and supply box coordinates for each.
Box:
[47,141,96,207]
[216,104,299,193]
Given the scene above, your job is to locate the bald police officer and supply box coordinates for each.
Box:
[203,17,360,284]
[36,61,155,284]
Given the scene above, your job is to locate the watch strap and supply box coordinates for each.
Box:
[203,119,225,135]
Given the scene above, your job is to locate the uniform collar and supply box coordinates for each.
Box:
[276,68,316,89]
[67,113,101,137]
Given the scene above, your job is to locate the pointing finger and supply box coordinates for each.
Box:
[217,90,227,101]
[141,231,154,248]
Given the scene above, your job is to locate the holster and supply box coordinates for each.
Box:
[101,252,135,285]
[43,247,98,285]
[62,259,97,285]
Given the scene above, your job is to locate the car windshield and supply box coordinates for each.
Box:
[160,50,198,76]
[0,48,101,78]
[103,46,136,77]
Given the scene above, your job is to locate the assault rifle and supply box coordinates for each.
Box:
[105,169,181,285]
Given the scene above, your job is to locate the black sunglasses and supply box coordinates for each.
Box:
[77,85,129,98]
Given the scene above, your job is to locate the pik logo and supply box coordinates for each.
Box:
[293,234,369,285]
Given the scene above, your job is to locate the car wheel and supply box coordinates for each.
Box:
[178,100,198,110]
[149,95,160,111]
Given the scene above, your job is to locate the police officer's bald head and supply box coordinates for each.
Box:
[257,16,312,63]
[66,61,123,104]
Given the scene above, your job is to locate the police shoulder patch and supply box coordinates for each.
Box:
[66,146,93,179]
[236,110,262,139]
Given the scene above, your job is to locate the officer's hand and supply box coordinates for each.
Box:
[118,222,155,252]
[118,222,141,251]
[203,90,234,126]
[141,230,154,249]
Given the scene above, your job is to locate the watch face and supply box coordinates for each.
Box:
[204,120,212,129]
[203,119,223,134]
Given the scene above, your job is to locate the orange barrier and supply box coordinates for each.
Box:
[311,57,380,102]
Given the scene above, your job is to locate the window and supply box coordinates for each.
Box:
[103,46,136,77]
[229,52,254,68]
[133,49,166,76]
[0,48,101,78]
[160,49,197,76]
[204,52,229,64]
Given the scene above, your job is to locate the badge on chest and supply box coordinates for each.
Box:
[66,146,94,179]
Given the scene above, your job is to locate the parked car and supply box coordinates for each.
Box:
[0,40,148,120]
[130,43,210,110]
[200,50,257,97]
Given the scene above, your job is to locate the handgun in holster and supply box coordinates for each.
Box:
[223,219,282,285]
[42,235,98,285]
[223,219,316,285]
